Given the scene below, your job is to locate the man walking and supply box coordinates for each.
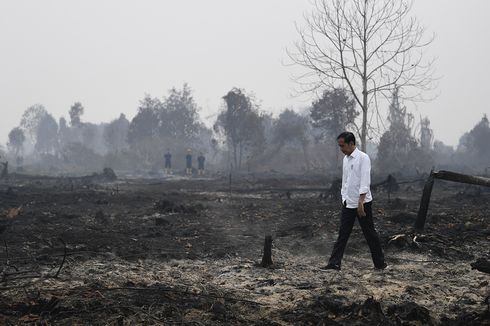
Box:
[322,132,387,271]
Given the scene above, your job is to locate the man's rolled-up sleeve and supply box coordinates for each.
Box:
[359,155,371,195]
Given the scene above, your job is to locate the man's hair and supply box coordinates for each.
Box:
[337,132,356,145]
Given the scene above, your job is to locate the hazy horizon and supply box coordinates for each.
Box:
[1,0,489,148]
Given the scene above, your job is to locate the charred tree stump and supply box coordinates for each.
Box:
[415,170,490,231]
[260,235,273,268]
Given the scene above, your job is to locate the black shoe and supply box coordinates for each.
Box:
[320,264,341,271]
[375,263,388,270]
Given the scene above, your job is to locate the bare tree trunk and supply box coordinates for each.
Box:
[239,143,243,170]
[233,143,238,170]
[361,6,368,152]
[302,143,310,171]
[361,108,368,152]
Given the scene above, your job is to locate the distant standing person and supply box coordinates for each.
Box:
[197,152,205,175]
[164,150,172,174]
[322,132,387,271]
[185,149,192,175]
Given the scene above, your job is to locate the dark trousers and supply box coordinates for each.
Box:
[328,201,385,268]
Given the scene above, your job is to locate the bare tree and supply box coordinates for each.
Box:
[290,0,435,150]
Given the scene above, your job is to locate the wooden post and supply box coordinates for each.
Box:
[261,235,273,268]
[414,170,435,231]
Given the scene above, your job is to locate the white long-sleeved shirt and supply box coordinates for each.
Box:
[341,147,372,208]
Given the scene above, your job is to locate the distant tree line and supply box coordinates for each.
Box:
[5,83,490,176]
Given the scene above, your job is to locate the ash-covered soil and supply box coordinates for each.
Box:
[0,173,489,325]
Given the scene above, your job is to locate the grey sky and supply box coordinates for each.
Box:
[0,0,489,147]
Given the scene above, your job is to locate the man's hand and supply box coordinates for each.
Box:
[357,194,366,217]
[357,202,366,217]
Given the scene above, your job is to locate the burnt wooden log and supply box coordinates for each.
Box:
[471,258,490,274]
[415,170,490,231]
[435,170,490,187]
[260,235,273,268]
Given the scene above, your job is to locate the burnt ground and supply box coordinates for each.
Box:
[0,173,489,325]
